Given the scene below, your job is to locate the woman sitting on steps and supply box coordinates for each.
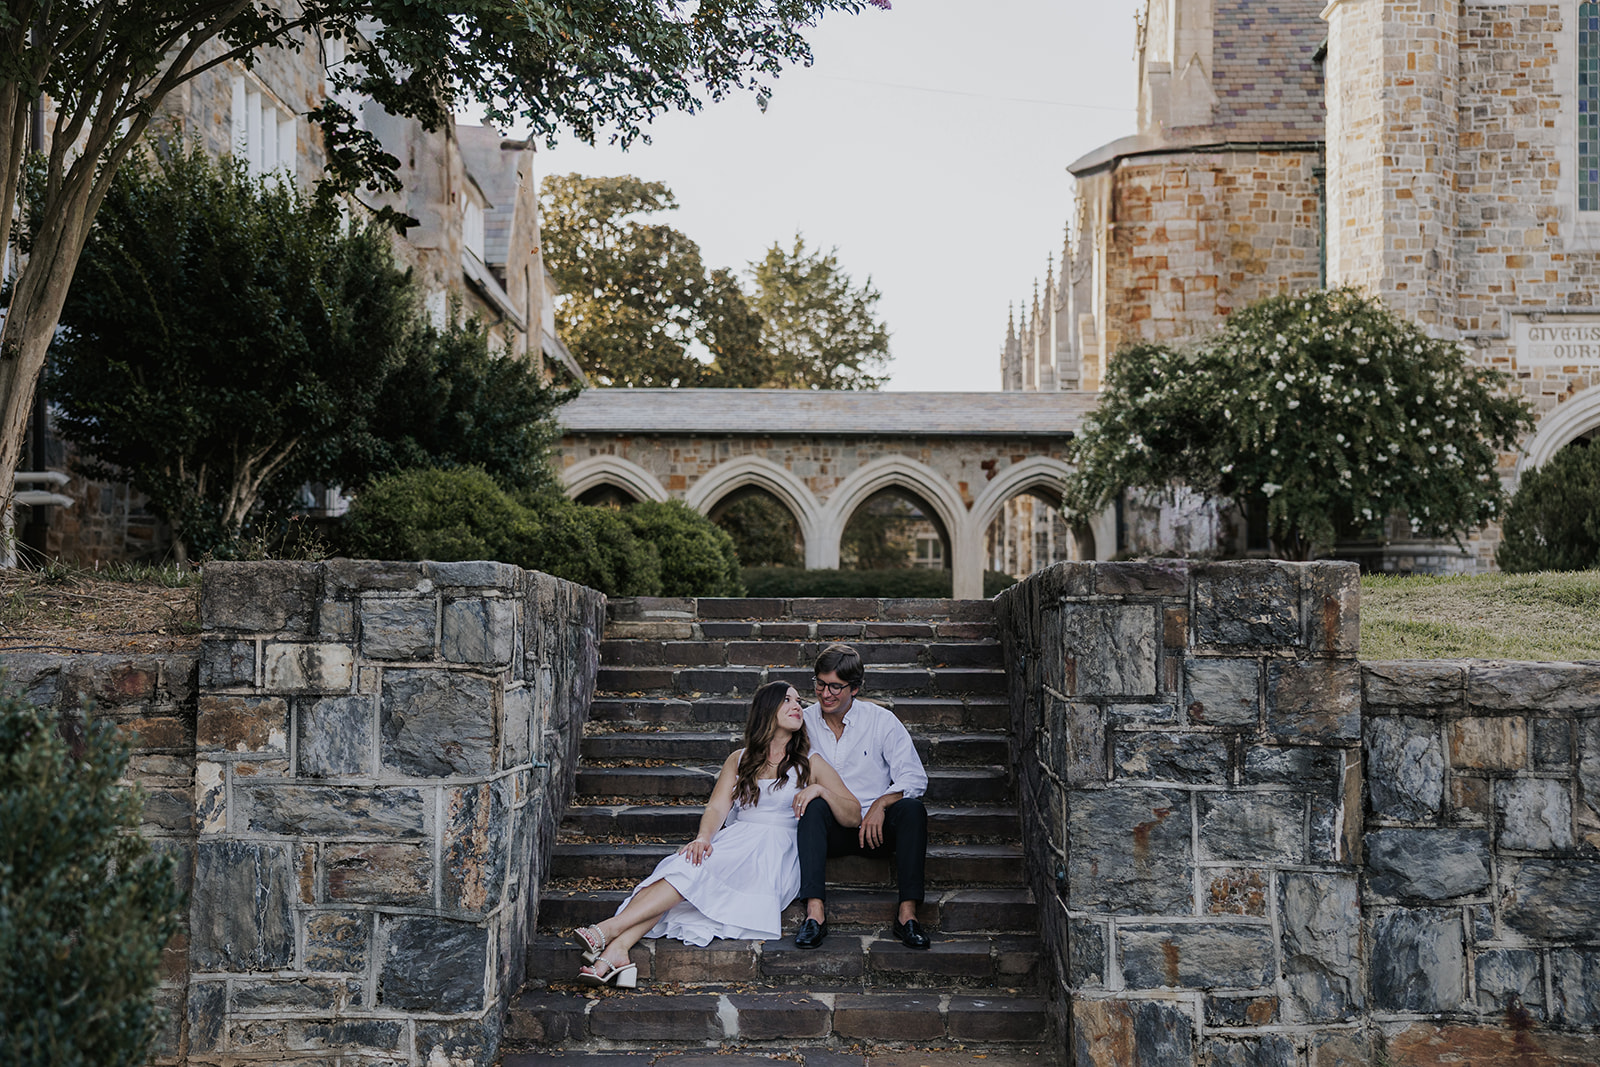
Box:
[571,679,861,987]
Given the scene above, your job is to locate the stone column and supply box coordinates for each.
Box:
[187,559,603,1067]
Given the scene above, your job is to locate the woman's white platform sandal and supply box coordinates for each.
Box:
[576,957,637,989]
[573,925,606,963]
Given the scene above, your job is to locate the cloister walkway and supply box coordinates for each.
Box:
[555,389,1108,599]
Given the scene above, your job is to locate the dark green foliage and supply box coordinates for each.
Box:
[1065,288,1536,559]
[748,235,890,390]
[341,467,537,565]
[525,495,663,597]
[841,495,924,570]
[621,500,745,597]
[344,311,577,494]
[714,495,801,567]
[0,690,185,1067]
[742,567,1016,599]
[1497,443,1600,572]
[47,148,415,558]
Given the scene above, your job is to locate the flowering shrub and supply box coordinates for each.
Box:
[1064,289,1535,558]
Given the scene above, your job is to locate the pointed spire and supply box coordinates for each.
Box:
[1006,303,1016,342]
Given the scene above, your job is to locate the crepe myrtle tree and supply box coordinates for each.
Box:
[1063,288,1536,560]
[0,0,891,559]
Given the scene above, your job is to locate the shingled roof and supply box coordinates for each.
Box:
[557,389,1097,437]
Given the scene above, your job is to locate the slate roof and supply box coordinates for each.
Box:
[557,389,1097,437]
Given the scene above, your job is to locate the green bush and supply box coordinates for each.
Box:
[714,495,801,567]
[0,690,185,1067]
[341,467,537,564]
[1497,443,1600,572]
[527,495,662,596]
[741,567,1017,599]
[623,500,745,597]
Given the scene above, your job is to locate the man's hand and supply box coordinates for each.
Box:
[859,801,887,849]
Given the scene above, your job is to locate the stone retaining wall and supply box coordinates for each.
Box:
[1,559,605,1067]
[996,560,1600,1066]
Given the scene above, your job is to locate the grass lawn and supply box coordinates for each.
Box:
[1359,570,1600,661]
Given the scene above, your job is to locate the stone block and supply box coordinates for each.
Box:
[295,1019,405,1053]
[1311,1031,1373,1067]
[1503,859,1600,940]
[305,910,370,973]
[187,981,226,1054]
[1532,718,1573,770]
[947,995,1047,1041]
[416,1017,502,1067]
[325,843,431,905]
[505,991,588,1045]
[1370,908,1465,1013]
[1475,948,1544,1017]
[443,780,510,913]
[1366,715,1445,822]
[1469,662,1600,711]
[1386,1023,1600,1066]
[1205,868,1269,916]
[140,786,195,832]
[233,783,428,837]
[1243,745,1343,792]
[196,694,288,755]
[443,597,517,665]
[1068,919,1106,987]
[318,600,354,640]
[729,994,830,1039]
[833,993,946,1040]
[1193,562,1300,647]
[262,642,355,693]
[589,994,723,1039]
[1198,793,1304,863]
[298,695,374,777]
[1279,872,1360,1022]
[1266,659,1361,742]
[1071,999,1193,1067]
[191,841,295,971]
[232,977,362,1012]
[1551,948,1600,1026]
[1203,1036,1296,1067]
[380,669,496,778]
[1067,788,1192,915]
[1362,661,1465,708]
[378,916,488,1013]
[1185,657,1259,727]
[1059,602,1158,697]
[1053,699,1107,786]
[323,559,429,596]
[425,560,519,589]
[1095,559,1190,597]
[504,685,534,768]
[196,761,225,833]
[654,939,759,983]
[1450,716,1529,772]
[199,638,254,688]
[1496,777,1573,851]
[359,598,436,661]
[1119,923,1274,989]
[1583,718,1600,834]
[1113,732,1229,785]
[200,561,319,633]
[1203,995,1277,1028]
[1365,829,1492,901]
[1305,561,1359,654]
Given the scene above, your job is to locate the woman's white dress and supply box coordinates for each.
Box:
[618,768,802,946]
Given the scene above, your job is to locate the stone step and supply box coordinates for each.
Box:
[562,804,1020,842]
[503,1049,1053,1067]
[580,731,1011,766]
[548,843,1025,886]
[599,639,1004,669]
[524,931,1041,992]
[595,665,1007,699]
[589,695,1010,731]
[575,765,1012,804]
[536,888,1038,935]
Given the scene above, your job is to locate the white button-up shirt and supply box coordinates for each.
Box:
[803,698,928,819]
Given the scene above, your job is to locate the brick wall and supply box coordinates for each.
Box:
[1,559,605,1067]
[997,559,1600,1066]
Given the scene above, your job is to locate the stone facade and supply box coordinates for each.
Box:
[996,559,1600,1065]
[0,559,605,1067]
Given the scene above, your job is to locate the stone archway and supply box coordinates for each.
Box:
[965,455,1116,578]
[823,455,975,597]
[561,455,669,504]
[1518,386,1600,476]
[683,456,826,568]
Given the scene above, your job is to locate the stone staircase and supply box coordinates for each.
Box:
[501,597,1053,1067]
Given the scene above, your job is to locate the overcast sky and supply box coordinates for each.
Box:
[490,0,1146,392]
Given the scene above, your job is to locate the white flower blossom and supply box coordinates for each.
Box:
[1262,482,1283,496]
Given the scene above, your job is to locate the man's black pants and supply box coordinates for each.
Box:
[796,797,927,904]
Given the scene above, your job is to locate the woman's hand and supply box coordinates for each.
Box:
[678,837,713,865]
[793,784,825,818]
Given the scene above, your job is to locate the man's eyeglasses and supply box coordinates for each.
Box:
[813,680,851,695]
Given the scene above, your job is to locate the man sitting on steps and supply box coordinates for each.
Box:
[794,642,931,950]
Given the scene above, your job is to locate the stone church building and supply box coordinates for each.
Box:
[1007,0,1600,572]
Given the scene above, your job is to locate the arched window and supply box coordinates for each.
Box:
[1583,2,1600,211]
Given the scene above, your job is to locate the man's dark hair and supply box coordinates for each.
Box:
[814,642,864,688]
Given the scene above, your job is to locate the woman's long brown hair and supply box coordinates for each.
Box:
[733,680,812,808]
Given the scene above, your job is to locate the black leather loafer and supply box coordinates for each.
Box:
[893,918,931,949]
[794,917,827,949]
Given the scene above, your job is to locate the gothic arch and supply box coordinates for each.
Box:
[967,455,1115,565]
[821,455,981,596]
[561,456,669,504]
[683,457,826,567]
[1517,386,1600,476]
